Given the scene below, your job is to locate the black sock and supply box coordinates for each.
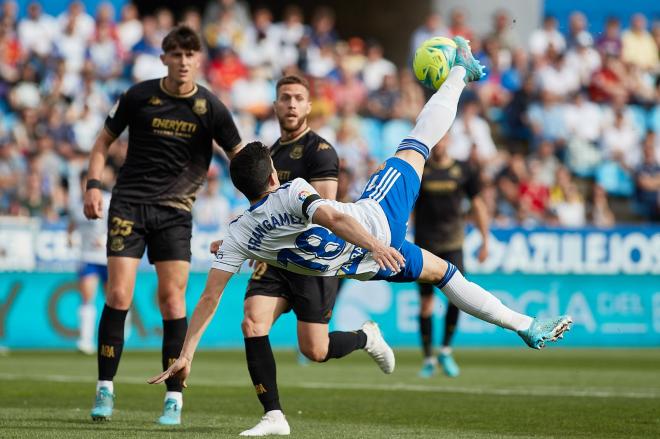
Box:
[97,305,129,381]
[162,317,188,392]
[419,315,432,358]
[323,330,367,361]
[442,303,460,348]
[245,336,281,413]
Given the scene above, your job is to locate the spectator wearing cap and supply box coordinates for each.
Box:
[622,14,658,71]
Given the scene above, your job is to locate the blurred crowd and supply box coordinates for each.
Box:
[0,0,658,229]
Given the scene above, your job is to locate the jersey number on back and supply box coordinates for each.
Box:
[277,227,345,272]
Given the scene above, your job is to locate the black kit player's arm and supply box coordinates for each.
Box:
[311,204,405,273]
[465,163,489,262]
[308,139,339,199]
[83,91,132,219]
[148,267,233,387]
[209,95,243,159]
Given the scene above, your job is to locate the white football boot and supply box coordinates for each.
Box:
[239,410,290,436]
[361,321,395,374]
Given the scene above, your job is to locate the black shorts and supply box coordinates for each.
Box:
[246,265,340,324]
[106,199,192,263]
[418,248,464,297]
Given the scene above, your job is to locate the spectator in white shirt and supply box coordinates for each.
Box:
[529,15,566,57]
[362,42,397,92]
[57,0,95,43]
[17,2,58,58]
[535,49,580,97]
[117,3,142,53]
[410,12,449,60]
[601,109,642,169]
[564,31,601,88]
[448,99,498,167]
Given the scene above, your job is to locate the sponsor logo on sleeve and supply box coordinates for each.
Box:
[297,190,311,202]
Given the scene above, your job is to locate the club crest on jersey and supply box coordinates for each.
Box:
[297,190,311,201]
[148,96,163,106]
[289,145,304,160]
[317,142,331,151]
[449,165,462,178]
[193,98,207,115]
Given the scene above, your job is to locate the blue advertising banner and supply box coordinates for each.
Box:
[1,272,658,349]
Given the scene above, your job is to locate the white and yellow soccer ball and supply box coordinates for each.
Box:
[412,36,457,90]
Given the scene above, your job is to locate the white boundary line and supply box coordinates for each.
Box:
[0,373,656,400]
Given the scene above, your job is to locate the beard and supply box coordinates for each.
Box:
[278,115,307,134]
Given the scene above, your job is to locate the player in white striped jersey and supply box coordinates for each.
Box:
[68,169,111,354]
[150,56,572,416]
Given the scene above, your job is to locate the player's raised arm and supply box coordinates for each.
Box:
[83,128,116,219]
[311,204,405,272]
[148,267,233,387]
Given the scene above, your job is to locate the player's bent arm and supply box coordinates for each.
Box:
[83,127,116,219]
[310,179,338,200]
[311,204,404,272]
[147,268,233,386]
[471,195,490,261]
[224,142,244,160]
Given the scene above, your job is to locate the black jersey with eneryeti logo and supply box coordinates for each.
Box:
[414,159,481,253]
[105,78,241,211]
[269,128,338,184]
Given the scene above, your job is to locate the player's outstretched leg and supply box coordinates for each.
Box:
[415,248,572,349]
[395,39,485,179]
[361,321,395,374]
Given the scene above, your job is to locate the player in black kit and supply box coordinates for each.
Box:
[414,133,490,378]
[239,76,373,436]
[83,26,242,424]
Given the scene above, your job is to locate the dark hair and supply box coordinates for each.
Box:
[276,75,310,96]
[229,142,273,200]
[162,25,201,53]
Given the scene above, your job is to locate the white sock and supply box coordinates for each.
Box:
[265,409,285,418]
[440,346,452,356]
[165,391,183,408]
[97,380,113,393]
[408,66,466,149]
[78,303,97,347]
[439,269,533,332]
[423,356,436,365]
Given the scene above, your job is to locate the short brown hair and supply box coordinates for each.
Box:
[162,25,201,53]
[276,75,310,96]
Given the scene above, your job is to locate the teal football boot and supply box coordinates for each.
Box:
[452,36,486,84]
[438,352,460,378]
[90,387,114,421]
[157,398,182,425]
[518,316,572,349]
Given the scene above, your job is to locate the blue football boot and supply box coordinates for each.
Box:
[439,352,460,378]
[157,398,182,425]
[518,316,572,349]
[452,36,486,84]
[90,387,114,421]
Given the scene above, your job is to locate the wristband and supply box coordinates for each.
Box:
[86,179,102,191]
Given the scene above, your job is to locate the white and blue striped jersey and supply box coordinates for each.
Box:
[211,178,390,279]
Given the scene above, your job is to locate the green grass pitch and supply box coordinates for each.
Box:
[0,349,658,438]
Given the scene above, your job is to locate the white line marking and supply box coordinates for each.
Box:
[0,373,656,400]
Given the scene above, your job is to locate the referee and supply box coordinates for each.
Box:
[83,26,241,424]
[414,133,489,378]
[239,76,373,436]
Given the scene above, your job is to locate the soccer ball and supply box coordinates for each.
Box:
[412,36,457,90]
